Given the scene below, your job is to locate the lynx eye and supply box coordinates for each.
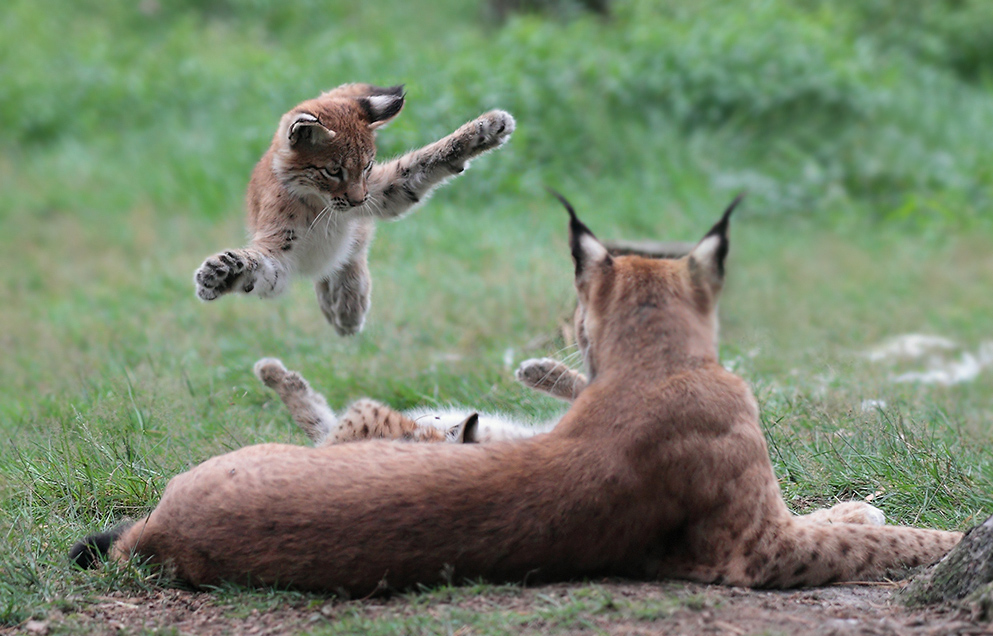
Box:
[364,161,374,174]
[320,167,344,181]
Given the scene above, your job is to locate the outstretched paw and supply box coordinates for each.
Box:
[466,110,515,154]
[253,357,290,388]
[442,110,515,173]
[194,250,252,300]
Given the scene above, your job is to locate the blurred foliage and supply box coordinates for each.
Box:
[1,0,991,228]
[486,0,611,23]
[812,0,993,82]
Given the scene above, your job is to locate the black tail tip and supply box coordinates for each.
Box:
[69,533,114,569]
[69,520,133,569]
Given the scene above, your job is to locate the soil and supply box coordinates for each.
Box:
[10,581,993,636]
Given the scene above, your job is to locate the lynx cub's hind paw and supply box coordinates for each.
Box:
[195,251,249,300]
[253,357,289,388]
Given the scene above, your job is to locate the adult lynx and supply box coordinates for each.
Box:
[194,83,514,335]
[75,194,961,592]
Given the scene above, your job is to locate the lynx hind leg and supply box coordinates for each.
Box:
[753,521,963,588]
[253,358,335,445]
[515,358,588,402]
[337,399,447,443]
[799,501,886,526]
[315,220,374,336]
[315,255,372,337]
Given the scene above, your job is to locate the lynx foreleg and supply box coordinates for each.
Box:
[254,358,337,445]
[515,358,588,402]
[363,110,515,219]
[195,246,289,301]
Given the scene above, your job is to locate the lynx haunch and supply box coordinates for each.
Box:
[74,194,962,592]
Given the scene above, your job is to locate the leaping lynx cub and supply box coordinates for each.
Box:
[194,83,514,335]
[71,192,962,592]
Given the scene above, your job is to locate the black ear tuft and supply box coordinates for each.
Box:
[372,84,405,98]
[689,192,744,285]
[359,86,406,127]
[705,192,744,241]
[699,193,744,277]
[546,187,609,277]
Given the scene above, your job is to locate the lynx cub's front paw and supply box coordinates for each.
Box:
[195,250,251,300]
[444,110,515,173]
[467,110,515,154]
[515,358,563,389]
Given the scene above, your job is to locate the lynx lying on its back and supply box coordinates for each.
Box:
[73,193,962,592]
[253,357,553,444]
[194,83,514,335]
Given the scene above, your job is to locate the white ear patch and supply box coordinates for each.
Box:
[579,233,609,263]
[690,235,721,267]
[365,95,396,112]
[288,116,336,146]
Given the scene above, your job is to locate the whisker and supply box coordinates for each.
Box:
[306,205,331,237]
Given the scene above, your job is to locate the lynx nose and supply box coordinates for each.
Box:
[345,183,367,207]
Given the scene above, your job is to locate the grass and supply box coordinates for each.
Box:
[2,0,993,631]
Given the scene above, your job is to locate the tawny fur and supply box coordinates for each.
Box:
[93,194,962,593]
[194,83,514,336]
[254,347,886,525]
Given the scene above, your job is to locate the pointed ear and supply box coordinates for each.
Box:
[688,193,743,294]
[547,188,611,285]
[358,85,405,129]
[288,113,335,149]
[451,413,479,443]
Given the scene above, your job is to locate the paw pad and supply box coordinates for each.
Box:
[195,251,249,300]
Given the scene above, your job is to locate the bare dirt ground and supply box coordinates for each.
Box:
[10,581,993,636]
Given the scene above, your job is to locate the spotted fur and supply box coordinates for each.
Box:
[253,357,551,445]
[78,193,962,592]
[194,83,515,336]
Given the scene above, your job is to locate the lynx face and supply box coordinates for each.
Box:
[272,84,405,210]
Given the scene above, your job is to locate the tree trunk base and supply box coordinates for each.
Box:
[902,514,993,619]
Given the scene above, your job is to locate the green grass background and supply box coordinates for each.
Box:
[2,0,993,628]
